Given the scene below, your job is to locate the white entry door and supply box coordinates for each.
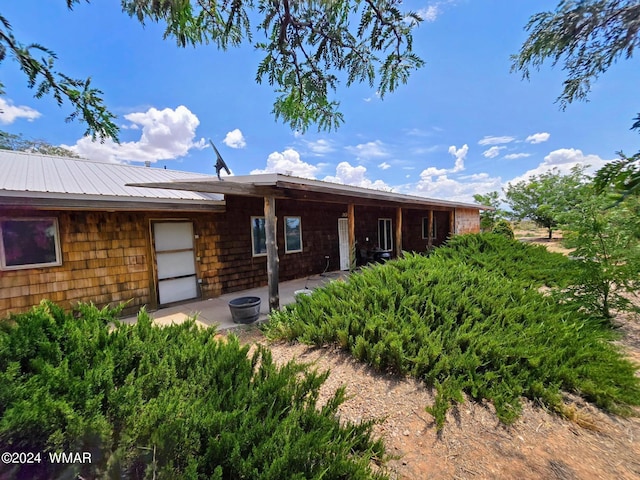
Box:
[153,222,198,305]
[338,218,350,271]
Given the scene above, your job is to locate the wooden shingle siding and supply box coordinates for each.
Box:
[0,210,225,317]
[1,211,148,316]
[1,197,481,318]
[455,208,481,234]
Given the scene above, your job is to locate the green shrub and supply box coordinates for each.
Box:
[265,234,640,429]
[0,301,387,479]
[491,219,515,239]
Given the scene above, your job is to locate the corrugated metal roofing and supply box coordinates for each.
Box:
[0,150,224,203]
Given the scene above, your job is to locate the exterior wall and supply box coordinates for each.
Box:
[354,205,397,251]
[213,196,346,295]
[401,209,452,252]
[0,210,152,316]
[0,209,224,317]
[455,208,481,234]
[1,199,481,317]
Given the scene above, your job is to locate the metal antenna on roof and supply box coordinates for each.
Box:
[210,140,231,181]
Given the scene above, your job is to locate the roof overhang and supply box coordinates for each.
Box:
[0,191,226,212]
[128,173,489,210]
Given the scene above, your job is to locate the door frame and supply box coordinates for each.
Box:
[338,217,350,271]
[151,220,200,306]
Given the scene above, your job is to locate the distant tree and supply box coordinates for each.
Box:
[513,1,640,220]
[473,191,506,232]
[0,130,80,157]
[491,219,515,239]
[1,1,424,138]
[560,183,640,318]
[504,166,586,239]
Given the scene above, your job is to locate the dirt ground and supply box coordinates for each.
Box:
[234,231,640,479]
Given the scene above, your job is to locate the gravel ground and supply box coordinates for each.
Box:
[233,309,640,479]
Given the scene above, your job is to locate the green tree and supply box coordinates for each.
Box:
[0,9,118,141]
[2,1,424,137]
[594,150,640,202]
[504,166,586,239]
[121,0,424,132]
[512,1,640,234]
[491,218,515,239]
[512,0,640,113]
[473,191,506,232]
[0,130,80,157]
[560,183,640,318]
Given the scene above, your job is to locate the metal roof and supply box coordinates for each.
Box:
[0,150,489,211]
[0,150,225,210]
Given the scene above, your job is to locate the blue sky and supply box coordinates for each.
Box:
[1,1,638,202]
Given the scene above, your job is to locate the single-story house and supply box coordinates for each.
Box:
[0,150,487,317]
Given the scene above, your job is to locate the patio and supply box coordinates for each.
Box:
[120,271,347,330]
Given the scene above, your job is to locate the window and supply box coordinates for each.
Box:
[422,216,437,239]
[284,217,302,253]
[378,218,393,251]
[0,217,62,270]
[251,216,267,256]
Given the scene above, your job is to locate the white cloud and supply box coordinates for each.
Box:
[448,144,468,172]
[223,128,246,149]
[418,1,457,22]
[378,162,391,170]
[411,172,502,203]
[0,98,41,124]
[251,148,319,178]
[504,153,531,160]
[478,135,515,146]
[507,148,611,185]
[419,5,440,21]
[526,132,551,144]
[346,140,388,160]
[323,161,392,191]
[418,143,468,183]
[65,105,205,163]
[304,139,334,155]
[482,146,506,159]
[420,166,449,178]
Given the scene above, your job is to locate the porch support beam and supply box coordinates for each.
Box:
[348,203,356,268]
[449,209,456,237]
[264,195,280,311]
[395,207,403,258]
[427,210,433,250]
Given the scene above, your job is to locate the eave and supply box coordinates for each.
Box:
[0,192,226,213]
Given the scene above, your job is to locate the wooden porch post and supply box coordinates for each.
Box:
[395,207,403,258]
[449,209,456,237]
[427,210,433,250]
[264,196,279,311]
[348,203,355,268]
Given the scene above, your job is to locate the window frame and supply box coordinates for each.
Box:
[250,216,267,257]
[0,217,62,270]
[284,216,303,254]
[421,216,437,240]
[378,218,393,251]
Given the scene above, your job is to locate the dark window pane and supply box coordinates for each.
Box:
[252,217,267,255]
[1,219,60,268]
[285,217,302,252]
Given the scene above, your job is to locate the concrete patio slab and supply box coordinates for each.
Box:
[120,271,347,331]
